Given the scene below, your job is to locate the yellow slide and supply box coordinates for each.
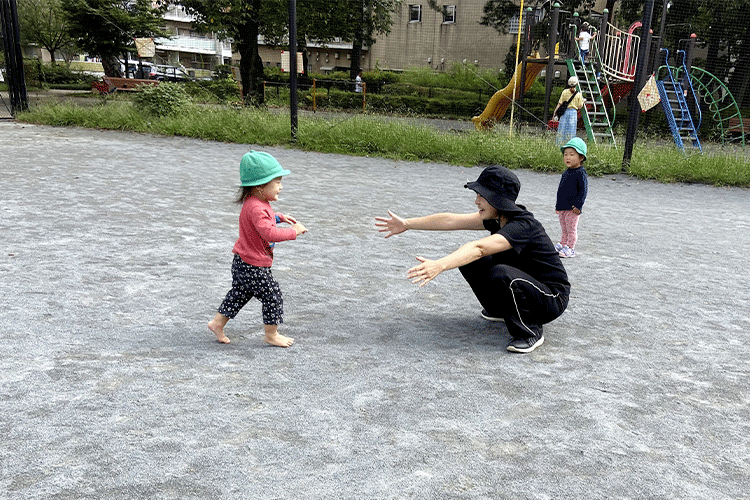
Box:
[472,61,547,130]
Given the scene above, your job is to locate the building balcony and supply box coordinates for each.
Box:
[155,36,232,57]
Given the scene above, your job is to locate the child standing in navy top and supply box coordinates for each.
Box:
[555,138,588,258]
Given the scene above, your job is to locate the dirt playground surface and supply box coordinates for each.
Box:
[1,121,749,499]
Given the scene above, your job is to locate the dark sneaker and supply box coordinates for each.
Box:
[480,309,505,323]
[507,334,544,353]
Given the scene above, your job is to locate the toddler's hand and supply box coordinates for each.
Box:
[293,223,308,235]
[278,214,297,225]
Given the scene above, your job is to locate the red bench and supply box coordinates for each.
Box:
[92,76,159,94]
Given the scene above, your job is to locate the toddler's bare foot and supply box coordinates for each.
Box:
[264,331,294,347]
[208,321,230,344]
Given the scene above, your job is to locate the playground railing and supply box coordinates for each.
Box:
[601,22,639,82]
[657,48,701,134]
[657,50,703,131]
[677,50,702,130]
[589,37,616,126]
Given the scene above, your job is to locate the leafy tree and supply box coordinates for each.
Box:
[17,0,75,65]
[339,0,399,79]
[479,0,596,36]
[179,0,286,104]
[61,0,168,77]
[179,0,398,103]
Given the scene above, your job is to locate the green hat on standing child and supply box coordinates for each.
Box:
[560,137,587,160]
[240,151,291,186]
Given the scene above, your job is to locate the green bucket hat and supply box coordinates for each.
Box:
[239,151,290,186]
[560,137,587,160]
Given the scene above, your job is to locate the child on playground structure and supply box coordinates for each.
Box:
[553,76,584,146]
[576,23,596,63]
[555,138,588,259]
[208,151,307,347]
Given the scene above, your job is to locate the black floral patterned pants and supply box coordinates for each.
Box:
[217,254,284,325]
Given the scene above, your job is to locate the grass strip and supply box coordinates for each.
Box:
[18,101,750,187]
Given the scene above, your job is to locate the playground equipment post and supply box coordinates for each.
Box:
[622,0,655,169]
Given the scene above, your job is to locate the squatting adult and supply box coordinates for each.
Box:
[375,166,570,353]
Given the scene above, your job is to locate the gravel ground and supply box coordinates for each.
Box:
[1,121,749,500]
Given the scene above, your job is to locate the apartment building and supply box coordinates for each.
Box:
[154,4,232,79]
[254,0,609,75]
[367,2,512,72]
[366,0,610,72]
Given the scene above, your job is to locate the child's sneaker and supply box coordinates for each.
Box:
[559,245,576,258]
[554,243,563,252]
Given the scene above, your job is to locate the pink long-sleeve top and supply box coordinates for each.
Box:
[232,196,297,267]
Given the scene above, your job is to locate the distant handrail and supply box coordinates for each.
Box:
[600,22,639,81]
[660,48,699,132]
[589,36,616,125]
[677,50,702,130]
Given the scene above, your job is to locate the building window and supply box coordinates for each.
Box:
[409,4,422,23]
[443,5,456,24]
[508,9,544,33]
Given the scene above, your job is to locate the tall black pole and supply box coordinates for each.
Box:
[1,0,28,117]
[599,8,609,60]
[544,2,561,125]
[288,0,298,142]
[622,0,655,169]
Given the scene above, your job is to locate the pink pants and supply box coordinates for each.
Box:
[557,210,580,249]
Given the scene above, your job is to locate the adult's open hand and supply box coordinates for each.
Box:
[375,210,407,238]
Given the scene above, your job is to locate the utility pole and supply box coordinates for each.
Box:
[289,0,298,142]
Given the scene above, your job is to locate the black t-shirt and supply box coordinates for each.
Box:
[484,205,570,295]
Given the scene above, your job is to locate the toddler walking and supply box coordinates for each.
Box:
[555,138,588,258]
[208,151,307,347]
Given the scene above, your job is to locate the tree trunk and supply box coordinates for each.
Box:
[704,9,722,77]
[101,54,122,77]
[728,22,750,107]
[349,0,364,79]
[237,0,264,105]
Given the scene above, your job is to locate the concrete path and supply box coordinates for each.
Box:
[1,121,749,499]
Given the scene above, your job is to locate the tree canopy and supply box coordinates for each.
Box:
[17,0,75,65]
[480,0,596,35]
[179,0,398,103]
[61,0,168,77]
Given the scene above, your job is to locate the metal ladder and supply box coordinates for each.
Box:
[655,49,702,152]
[567,56,617,146]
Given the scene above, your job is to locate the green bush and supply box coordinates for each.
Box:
[305,86,486,118]
[264,67,290,83]
[23,59,96,87]
[132,82,191,116]
[183,79,240,103]
[400,63,502,93]
[212,64,233,80]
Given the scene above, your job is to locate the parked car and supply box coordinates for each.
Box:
[155,65,192,82]
[121,61,160,80]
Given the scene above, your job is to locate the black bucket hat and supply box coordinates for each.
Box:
[465,165,523,213]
